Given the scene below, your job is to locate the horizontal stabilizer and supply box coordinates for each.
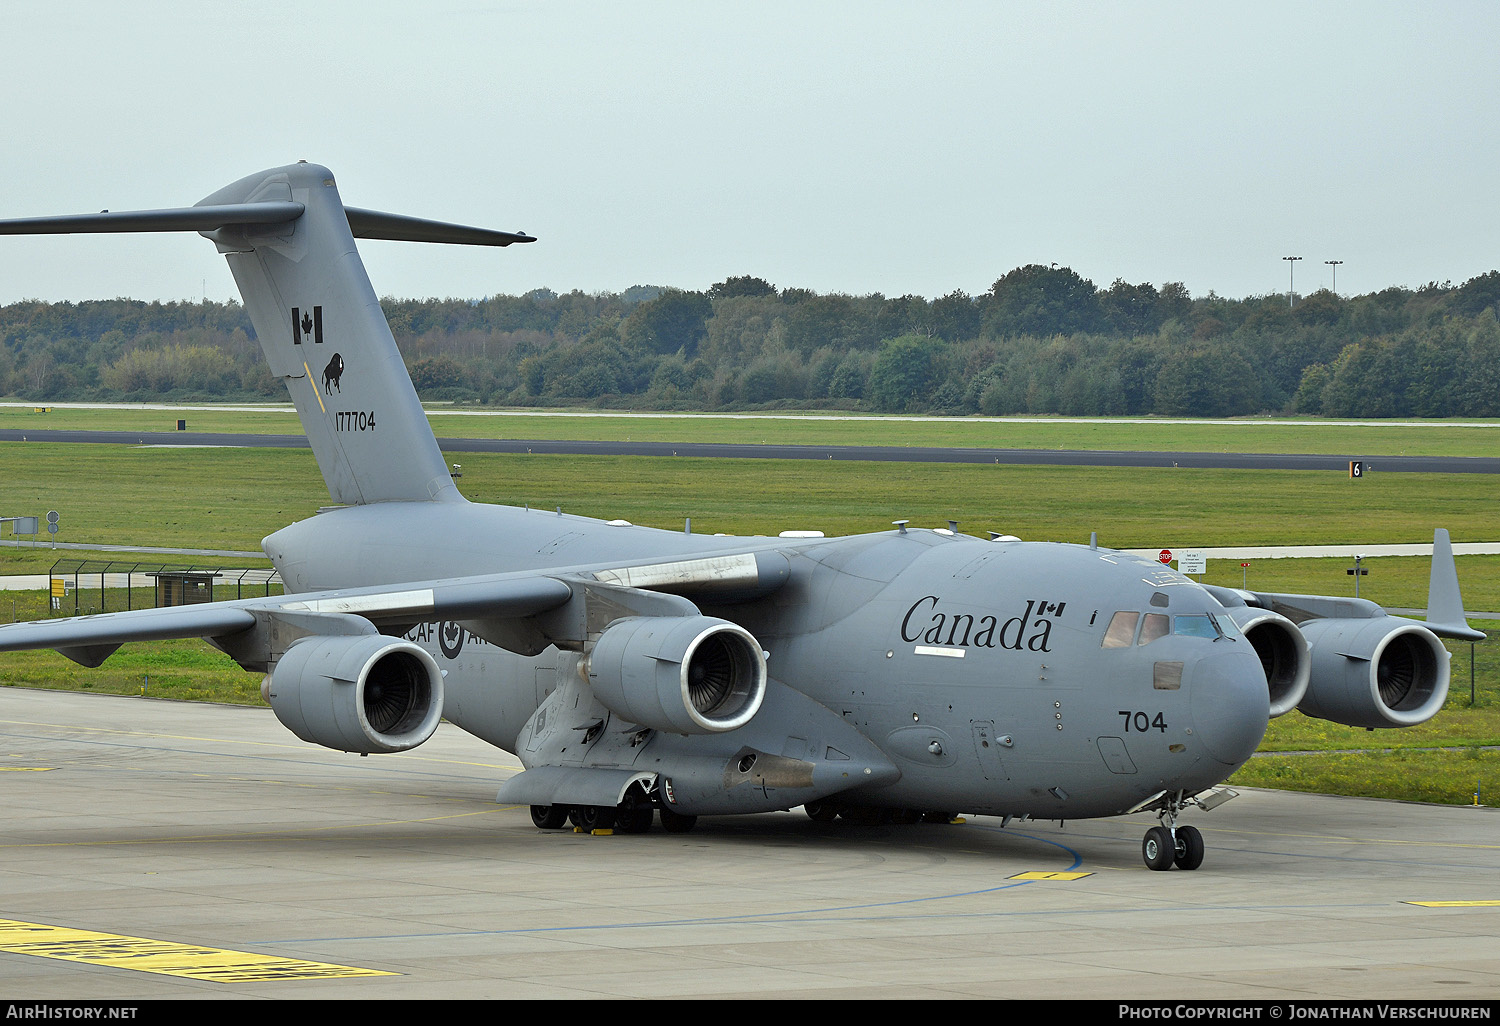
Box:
[0,203,535,249]
[0,202,305,235]
[345,207,534,247]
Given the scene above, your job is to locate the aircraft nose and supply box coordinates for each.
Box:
[1188,647,1269,768]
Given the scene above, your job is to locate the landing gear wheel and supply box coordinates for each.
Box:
[1142,825,1175,871]
[615,792,654,834]
[804,801,840,823]
[1173,824,1204,871]
[576,805,616,832]
[530,805,569,829]
[658,806,698,833]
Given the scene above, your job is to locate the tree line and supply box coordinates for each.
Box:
[3,265,1500,417]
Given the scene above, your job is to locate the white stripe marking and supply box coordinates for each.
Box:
[281,589,434,615]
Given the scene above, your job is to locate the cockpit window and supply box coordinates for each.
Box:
[1138,613,1170,646]
[1173,614,1220,639]
[1104,610,1238,648]
[1102,611,1139,648]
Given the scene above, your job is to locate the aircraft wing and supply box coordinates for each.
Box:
[0,573,577,668]
[0,546,793,669]
[1210,528,1486,643]
[0,605,262,669]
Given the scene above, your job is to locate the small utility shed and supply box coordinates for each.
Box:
[148,569,221,607]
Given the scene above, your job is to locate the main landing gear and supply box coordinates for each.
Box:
[528,785,696,836]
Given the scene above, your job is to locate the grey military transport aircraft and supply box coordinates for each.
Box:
[0,163,1485,870]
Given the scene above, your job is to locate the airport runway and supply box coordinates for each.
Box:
[2,427,1498,473]
[0,688,1496,1001]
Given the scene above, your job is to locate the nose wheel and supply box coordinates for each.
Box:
[1144,823,1204,870]
[1133,786,1233,871]
[1141,790,1206,870]
[1172,824,1205,870]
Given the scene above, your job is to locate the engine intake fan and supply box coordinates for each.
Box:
[587,615,767,734]
[268,634,444,753]
[1221,607,1310,717]
[1296,618,1449,728]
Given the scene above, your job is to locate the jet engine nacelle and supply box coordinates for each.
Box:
[586,615,767,734]
[267,634,444,753]
[1295,618,1449,728]
[1220,607,1310,717]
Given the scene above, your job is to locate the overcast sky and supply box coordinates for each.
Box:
[2,2,1497,307]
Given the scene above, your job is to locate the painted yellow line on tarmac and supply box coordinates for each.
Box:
[0,767,51,771]
[1010,871,1093,881]
[1405,900,1500,907]
[0,919,395,982]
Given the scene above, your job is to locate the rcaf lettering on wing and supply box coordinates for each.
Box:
[405,621,487,658]
[900,595,1065,652]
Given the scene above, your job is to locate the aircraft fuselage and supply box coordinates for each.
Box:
[266,501,1270,820]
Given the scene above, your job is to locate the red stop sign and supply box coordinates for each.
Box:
[1158,549,1172,564]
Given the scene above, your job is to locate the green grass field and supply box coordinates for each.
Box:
[6,444,1500,554]
[1,411,1497,806]
[5,402,1500,456]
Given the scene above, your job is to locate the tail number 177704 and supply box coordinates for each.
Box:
[336,411,377,431]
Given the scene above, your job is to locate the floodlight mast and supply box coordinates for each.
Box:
[1325,259,1343,296]
[1283,255,1302,308]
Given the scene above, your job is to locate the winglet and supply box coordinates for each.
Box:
[1424,529,1486,641]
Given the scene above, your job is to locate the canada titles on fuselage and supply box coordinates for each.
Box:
[900,595,1064,652]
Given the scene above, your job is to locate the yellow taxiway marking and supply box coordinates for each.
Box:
[1405,900,1500,908]
[0,767,52,771]
[0,919,395,982]
[1009,871,1093,881]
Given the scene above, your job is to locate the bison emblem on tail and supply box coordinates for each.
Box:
[322,353,344,394]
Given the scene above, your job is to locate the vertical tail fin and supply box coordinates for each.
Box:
[0,161,534,506]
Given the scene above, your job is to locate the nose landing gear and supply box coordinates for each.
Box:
[1139,789,1213,871]
[1143,822,1203,871]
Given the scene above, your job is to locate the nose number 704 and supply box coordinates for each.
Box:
[1119,710,1168,732]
